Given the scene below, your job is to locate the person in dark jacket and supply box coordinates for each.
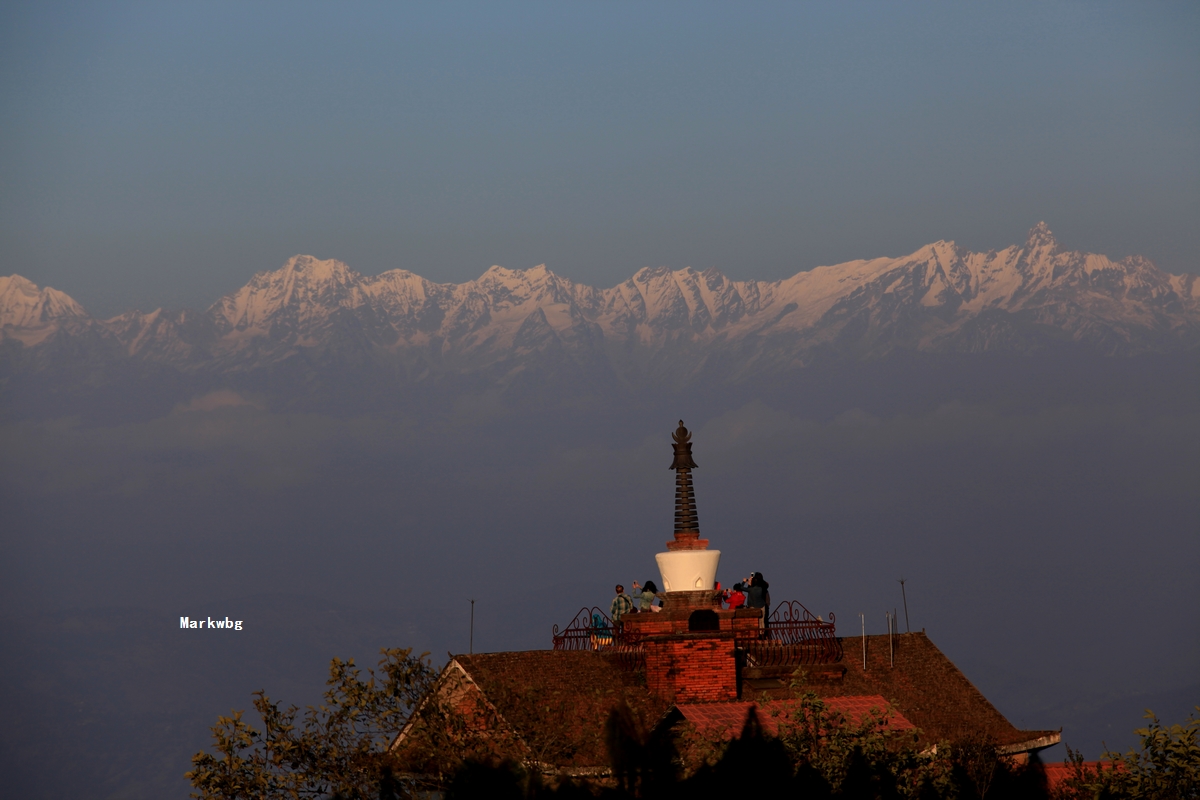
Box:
[747,572,771,628]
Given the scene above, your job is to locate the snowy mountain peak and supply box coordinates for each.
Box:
[632,266,674,282]
[2,224,1197,377]
[907,240,960,264]
[283,254,357,280]
[0,274,89,328]
[475,264,571,301]
[481,263,557,283]
[208,255,370,334]
[1025,221,1057,250]
[1,274,37,292]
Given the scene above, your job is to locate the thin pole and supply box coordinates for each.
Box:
[888,612,894,667]
[898,578,910,633]
[860,613,866,670]
[469,599,475,655]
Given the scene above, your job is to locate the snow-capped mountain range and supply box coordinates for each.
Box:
[3,224,1198,392]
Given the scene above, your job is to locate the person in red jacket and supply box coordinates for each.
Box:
[725,582,746,610]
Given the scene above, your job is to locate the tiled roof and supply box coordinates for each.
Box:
[767,632,1058,750]
[452,650,670,769]
[397,631,1056,771]
[675,695,916,739]
[825,695,917,730]
[1043,760,1116,790]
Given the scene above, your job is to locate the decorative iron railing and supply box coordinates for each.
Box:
[552,607,613,651]
[551,607,645,670]
[551,599,840,672]
[740,601,841,667]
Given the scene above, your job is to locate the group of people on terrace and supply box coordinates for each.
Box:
[586,572,771,650]
[607,572,770,626]
[723,572,771,614]
[609,580,661,624]
[589,582,661,649]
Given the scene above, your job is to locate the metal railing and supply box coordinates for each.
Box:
[741,601,842,667]
[551,599,840,671]
[551,607,645,670]
[552,607,614,651]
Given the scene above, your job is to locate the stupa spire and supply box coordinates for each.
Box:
[667,421,708,551]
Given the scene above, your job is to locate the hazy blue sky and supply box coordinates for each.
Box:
[2,1,1197,316]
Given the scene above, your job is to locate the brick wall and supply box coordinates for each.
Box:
[624,593,759,703]
[643,632,738,703]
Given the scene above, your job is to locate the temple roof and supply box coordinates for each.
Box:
[407,650,670,770]
[775,632,1059,752]
[393,632,1057,772]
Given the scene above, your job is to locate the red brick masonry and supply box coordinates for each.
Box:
[623,590,763,704]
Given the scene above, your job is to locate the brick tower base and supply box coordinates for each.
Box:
[622,591,763,703]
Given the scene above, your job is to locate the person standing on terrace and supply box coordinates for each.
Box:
[632,580,660,612]
[611,584,634,625]
[725,582,746,610]
[747,572,771,629]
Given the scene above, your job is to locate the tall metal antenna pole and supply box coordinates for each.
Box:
[469,599,475,655]
[898,578,910,633]
[860,613,866,671]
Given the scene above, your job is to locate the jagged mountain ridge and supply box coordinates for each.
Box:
[3,224,1198,390]
[0,275,90,335]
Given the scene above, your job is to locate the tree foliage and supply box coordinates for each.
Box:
[187,648,437,800]
[665,692,1047,799]
[189,649,1195,800]
[1054,707,1200,800]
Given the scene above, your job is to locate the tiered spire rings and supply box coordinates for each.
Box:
[667,421,709,551]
